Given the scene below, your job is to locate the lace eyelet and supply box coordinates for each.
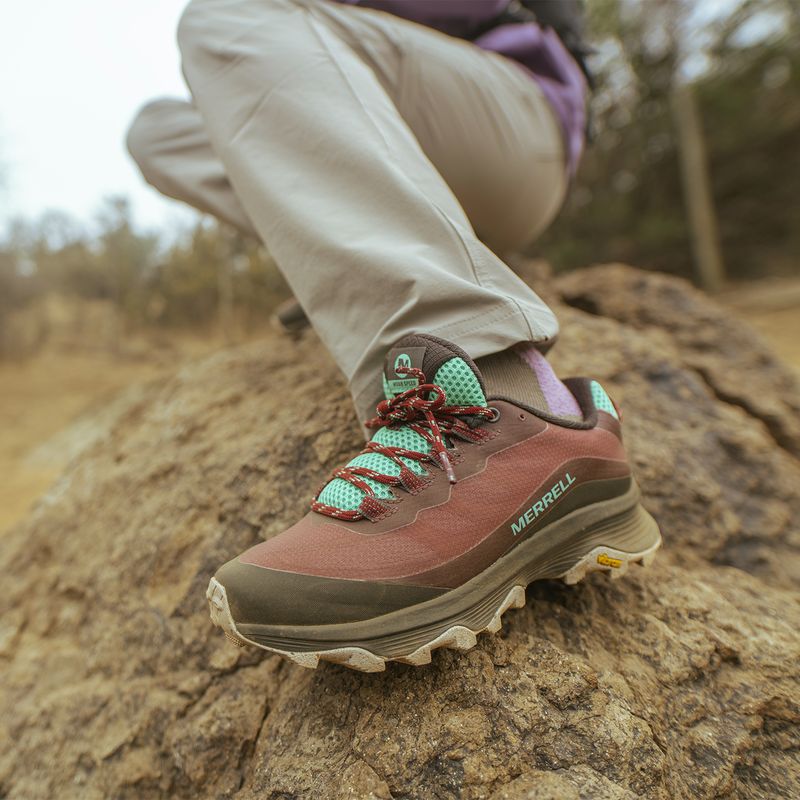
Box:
[487,407,501,423]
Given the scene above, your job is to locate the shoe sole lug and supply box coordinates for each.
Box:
[206,532,662,673]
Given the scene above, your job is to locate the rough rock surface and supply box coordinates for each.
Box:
[1,264,799,800]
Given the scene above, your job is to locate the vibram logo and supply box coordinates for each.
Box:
[511,472,576,536]
[597,553,623,568]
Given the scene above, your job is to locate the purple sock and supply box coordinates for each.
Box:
[514,344,581,417]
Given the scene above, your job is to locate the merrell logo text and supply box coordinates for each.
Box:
[511,472,577,536]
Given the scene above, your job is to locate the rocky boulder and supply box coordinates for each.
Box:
[1,264,798,799]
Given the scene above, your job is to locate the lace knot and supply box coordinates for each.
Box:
[311,366,495,521]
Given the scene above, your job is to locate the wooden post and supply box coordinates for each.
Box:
[671,83,726,292]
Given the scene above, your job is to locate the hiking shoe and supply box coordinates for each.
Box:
[207,334,661,672]
[271,297,309,335]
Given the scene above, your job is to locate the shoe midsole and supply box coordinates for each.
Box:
[238,482,660,657]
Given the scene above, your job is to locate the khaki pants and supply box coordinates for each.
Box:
[127,0,565,421]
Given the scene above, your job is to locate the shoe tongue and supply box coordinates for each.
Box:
[316,336,488,516]
[382,334,487,408]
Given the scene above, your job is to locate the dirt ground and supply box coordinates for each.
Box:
[0,354,154,533]
[0,336,231,536]
[721,275,800,371]
[1,283,798,537]
[735,306,800,370]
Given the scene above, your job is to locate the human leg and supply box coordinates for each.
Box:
[176,0,560,421]
[126,97,257,235]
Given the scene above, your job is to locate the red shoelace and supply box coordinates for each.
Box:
[311,367,496,521]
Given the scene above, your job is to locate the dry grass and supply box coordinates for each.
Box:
[0,353,159,534]
[0,335,235,535]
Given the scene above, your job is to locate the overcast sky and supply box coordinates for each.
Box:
[0,0,195,235]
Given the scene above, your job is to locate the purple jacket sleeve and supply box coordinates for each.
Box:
[338,1,507,38]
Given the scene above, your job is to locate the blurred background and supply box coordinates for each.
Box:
[1,0,798,534]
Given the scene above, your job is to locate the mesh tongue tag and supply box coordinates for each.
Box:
[383,346,428,399]
[381,335,488,407]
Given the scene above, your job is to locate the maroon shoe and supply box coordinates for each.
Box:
[207,335,661,672]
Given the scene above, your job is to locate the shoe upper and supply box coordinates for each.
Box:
[216,334,631,626]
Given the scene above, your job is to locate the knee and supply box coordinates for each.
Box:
[125,99,178,180]
[176,0,208,59]
[177,0,293,62]
[178,0,253,58]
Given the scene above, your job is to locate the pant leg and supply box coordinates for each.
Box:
[126,98,257,236]
[384,21,567,255]
[126,50,565,255]
[177,0,560,422]
[307,1,567,256]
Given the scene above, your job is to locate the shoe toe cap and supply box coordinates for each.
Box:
[214,555,444,628]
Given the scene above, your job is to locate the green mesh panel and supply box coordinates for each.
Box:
[590,381,619,419]
[316,422,432,511]
[317,475,373,511]
[373,424,429,457]
[318,357,485,512]
[433,358,486,407]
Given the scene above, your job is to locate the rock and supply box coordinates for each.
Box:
[556,264,800,458]
[1,265,799,799]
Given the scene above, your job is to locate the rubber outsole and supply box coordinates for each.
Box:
[206,516,662,673]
